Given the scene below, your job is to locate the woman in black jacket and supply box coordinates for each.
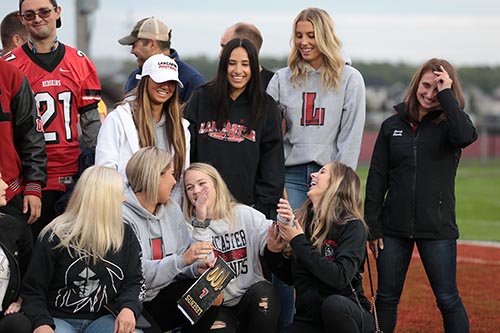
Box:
[266,162,374,333]
[0,172,32,333]
[364,58,476,333]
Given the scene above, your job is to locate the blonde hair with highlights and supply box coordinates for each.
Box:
[126,146,172,206]
[295,161,367,251]
[40,166,125,264]
[288,7,344,91]
[183,163,236,226]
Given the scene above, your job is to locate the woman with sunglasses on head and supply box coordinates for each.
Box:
[365,58,476,332]
[266,162,374,333]
[0,172,32,333]
[96,54,189,205]
[184,38,284,221]
[123,147,219,333]
[21,166,145,333]
[183,162,280,333]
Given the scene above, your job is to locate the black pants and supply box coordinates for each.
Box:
[142,279,220,333]
[0,193,33,245]
[213,280,280,333]
[31,190,65,240]
[285,295,375,333]
[0,312,32,333]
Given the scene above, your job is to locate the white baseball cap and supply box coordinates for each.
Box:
[137,54,184,87]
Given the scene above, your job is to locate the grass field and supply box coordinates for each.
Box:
[358,158,500,242]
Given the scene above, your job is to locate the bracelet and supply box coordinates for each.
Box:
[191,216,211,228]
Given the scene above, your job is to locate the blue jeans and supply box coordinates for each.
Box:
[53,315,143,333]
[376,236,469,333]
[284,163,321,210]
[274,163,322,330]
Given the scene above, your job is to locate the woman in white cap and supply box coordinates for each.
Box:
[96,54,189,206]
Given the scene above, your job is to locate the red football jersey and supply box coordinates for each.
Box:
[5,44,101,191]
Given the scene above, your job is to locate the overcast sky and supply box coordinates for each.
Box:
[2,0,499,66]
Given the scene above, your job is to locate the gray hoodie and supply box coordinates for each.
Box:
[122,185,197,301]
[266,64,366,170]
[189,205,271,307]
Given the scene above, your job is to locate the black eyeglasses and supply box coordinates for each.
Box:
[20,7,56,21]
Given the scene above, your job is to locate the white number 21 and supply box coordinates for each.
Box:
[35,91,73,144]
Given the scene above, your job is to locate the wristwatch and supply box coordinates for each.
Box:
[191,216,211,228]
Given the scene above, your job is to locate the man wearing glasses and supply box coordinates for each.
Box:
[4,0,102,239]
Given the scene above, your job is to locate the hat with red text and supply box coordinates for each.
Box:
[137,54,184,87]
[118,17,171,45]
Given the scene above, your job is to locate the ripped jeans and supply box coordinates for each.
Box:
[215,280,280,333]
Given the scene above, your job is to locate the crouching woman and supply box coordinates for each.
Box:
[266,162,375,333]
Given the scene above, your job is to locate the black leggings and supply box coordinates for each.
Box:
[0,312,32,333]
[142,279,220,333]
[213,280,280,333]
[285,294,375,333]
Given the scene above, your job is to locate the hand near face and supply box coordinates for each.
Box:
[194,186,209,221]
[433,65,453,92]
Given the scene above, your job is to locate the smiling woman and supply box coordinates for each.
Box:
[184,38,284,221]
[95,53,190,205]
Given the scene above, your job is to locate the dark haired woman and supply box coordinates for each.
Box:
[184,38,284,220]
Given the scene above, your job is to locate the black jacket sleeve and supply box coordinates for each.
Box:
[11,77,47,189]
[264,246,293,285]
[364,122,390,240]
[437,89,477,148]
[254,95,285,220]
[112,225,145,318]
[183,89,199,164]
[21,234,57,329]
[290,220,367,290]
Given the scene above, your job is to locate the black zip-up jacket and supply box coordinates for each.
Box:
[185,86,284,219]
[0,214,32,313]
[265,217,370,324]
[365,89,477,240]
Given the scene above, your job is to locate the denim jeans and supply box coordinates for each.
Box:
[53,315,143,333]
[376,236,469,333]
[284,163,321,211]
[274,163,322,330]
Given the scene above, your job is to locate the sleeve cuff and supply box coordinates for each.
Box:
[23,182,42,198]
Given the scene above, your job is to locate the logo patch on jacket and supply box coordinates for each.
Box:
[392,129,403,137]
[323,239,338,261]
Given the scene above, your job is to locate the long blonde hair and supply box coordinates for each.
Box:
[288,7,344,91]
[40,166,125,264]
[183,163,236,225]
[295,161,367,251]
[129,77,186,181]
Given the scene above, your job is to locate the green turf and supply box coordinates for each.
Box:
[358,159,500,242]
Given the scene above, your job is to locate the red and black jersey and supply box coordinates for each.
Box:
[5,43,101,191]
[0,58,47,200]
